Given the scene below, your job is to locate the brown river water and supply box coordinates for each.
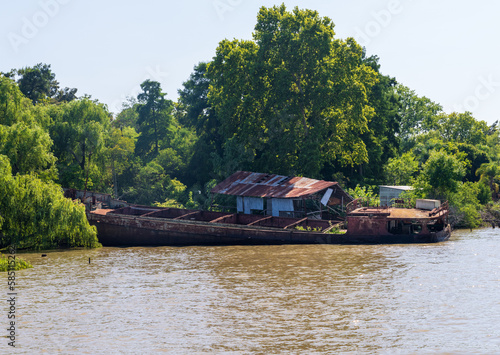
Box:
[6,228,500,354]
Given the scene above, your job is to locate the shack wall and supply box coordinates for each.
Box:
[379,186,413,206]
[271,198,294,217]
[237,196,264,214]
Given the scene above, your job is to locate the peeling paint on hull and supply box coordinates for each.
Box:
[88,206,451,247]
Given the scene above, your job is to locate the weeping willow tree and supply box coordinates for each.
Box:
[0,155,100,250]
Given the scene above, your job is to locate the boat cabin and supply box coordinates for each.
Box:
[346,199,449,238]
[210,171,353,219]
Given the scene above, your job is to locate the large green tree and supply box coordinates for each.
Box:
[0,155,99,250]
[48,98,111,190]
[438,111,489,146]
[355,53,400,184]
[0,122,57,179]
[178,62,222,186]
[207,5,377,178]
[418,150,466,199]
[0,76,57,180]
[135,80,174,160]
[15,63,59,104]
[476,162,500,201]
[9,63,77,104]
[384,151,419,186]
[395,84,442,152]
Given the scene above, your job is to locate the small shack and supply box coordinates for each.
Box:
[211,171,352,219]
[379,186,414,206]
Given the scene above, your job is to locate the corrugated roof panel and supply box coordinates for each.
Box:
[211,171,340,199]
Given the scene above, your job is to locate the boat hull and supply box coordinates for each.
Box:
[89,212,340,246]
[88,211,451,247]
[343,224,451,244]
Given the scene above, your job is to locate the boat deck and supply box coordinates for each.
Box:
[349,206,448,220]
[90,206,343,231]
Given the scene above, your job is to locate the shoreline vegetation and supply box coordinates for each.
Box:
[0,253,33,271]
[1,5,499,251]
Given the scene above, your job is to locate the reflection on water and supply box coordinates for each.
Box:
[9,229,500,353]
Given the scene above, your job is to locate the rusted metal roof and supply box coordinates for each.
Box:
[211,171,343,199]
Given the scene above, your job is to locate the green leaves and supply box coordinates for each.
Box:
[439,112,489,146]
[15,63,59,104]
[384,151,419,186]
[49,98,110,189]
[135,80,174,160]
[0,122,57,179]
[418,150,466,198]
[347,184,379,207]
[207,5,377,177]
[0,157,99,250]
[395,84,442,152]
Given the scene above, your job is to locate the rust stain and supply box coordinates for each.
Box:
[211,171,348,199]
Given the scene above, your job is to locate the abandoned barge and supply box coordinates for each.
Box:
[87,171,451,246]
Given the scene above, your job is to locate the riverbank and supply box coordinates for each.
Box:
[0,252,32,271]
[481,202,500,228]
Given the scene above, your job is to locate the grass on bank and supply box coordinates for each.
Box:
[0,253,33,271]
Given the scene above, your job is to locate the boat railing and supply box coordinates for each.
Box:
[430,200,449,216]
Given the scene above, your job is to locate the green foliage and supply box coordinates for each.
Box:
[10,63,77,104]
[0,81,53,153]
[417,150,466,198]
[384,151,419,186]
[0,122,57,180]
[184,191,199,209]
[0,76,37,126]
[296,226,325,233]
[15,63,59,104]
[476,162,500,201]
[113,99,139,131]
[439,112,489,146]
[448,182,483,229]
[347,184,379,206]
[0,253,33,271]
[476,180,492,205]
[155,198,184,209]
[295,225,345,234]
[207,5,377,178]
[48,98,111,190]
[135,80,174,160]
[358,54,401,184]
[177,63,222,186]
[107,127,137,174]
[0,156,100,250]
[123,159,188,206]
[106,127,137,196]
[177,62,214,133]
[395,84,442,152]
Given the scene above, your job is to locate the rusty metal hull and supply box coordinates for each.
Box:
[343,225,451,244]
[344,200,451,244]
[88,212,341,246]
[88,205,451,247]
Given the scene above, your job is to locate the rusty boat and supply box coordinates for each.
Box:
[88,206,347,246]
[344,199,451,243]
[86,171,451,246]
[87,200,451,247]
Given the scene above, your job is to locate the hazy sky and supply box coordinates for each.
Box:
[2,0,499,125]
